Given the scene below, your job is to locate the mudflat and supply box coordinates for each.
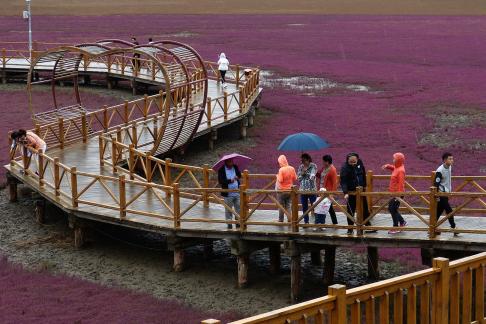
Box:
[3,0,486,16]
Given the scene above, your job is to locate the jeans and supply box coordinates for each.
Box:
[301,194,317,224]
[346,195,372,226]
[224,195,240,223]
[388,198,405,227]
[278,192,291,222]
[437,197,456,228]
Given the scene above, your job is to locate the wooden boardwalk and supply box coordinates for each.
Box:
[3,43,486,300]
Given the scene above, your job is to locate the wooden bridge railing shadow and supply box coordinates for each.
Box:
[203,252,486,324]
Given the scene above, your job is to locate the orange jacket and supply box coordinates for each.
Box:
[316,164,338,191]
[384,153,405,192]
[276,155,297,190]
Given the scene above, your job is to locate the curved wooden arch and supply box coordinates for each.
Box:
[95,39,136,48]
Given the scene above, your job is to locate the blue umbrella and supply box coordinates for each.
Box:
[277,132,329,151]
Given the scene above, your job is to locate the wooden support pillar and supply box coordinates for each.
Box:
[203,242,213,259]
[248,109,255,127]
[74,226,85,249]
[1,71,6,84]
[209,129,217,150]
[367,246,380,280]
[7,173,18,202]
[173,248,185,272]
[83,75,91,85]
[311,250,322,266]
[421,248,434,267]
[131,80,137,95]
[269,245,281,275]
[290,253,302,302]
[34,199,46,224]
[323,246,336,286]
[237,254,249,288]
[240,117,248,139]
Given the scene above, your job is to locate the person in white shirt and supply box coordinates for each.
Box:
[314,188,331,231]
[217,53,229,88]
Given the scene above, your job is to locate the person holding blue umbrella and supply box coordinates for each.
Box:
[297,153,318,224]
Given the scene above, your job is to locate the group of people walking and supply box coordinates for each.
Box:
[219,151,458,235]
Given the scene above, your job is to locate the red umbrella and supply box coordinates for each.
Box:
[212,153,252,171]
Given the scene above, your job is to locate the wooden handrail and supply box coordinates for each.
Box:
[204,252,486,324]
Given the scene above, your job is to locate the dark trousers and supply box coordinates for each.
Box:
[328,204,338,224]
[301,194,317,224]
[437,197,456,228]
[219,70,227,83]
[388,198,405,227]
[346,195,372,226]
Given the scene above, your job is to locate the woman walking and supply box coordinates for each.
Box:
[297,153,317,224]
[217,53,229,88]
[381,153,407,234]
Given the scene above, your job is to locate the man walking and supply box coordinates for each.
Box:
[435,152,458,236]
[382,153,407,234]
[340,153,376,235]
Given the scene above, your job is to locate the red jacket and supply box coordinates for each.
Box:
[316,164,338,191]
[384,153,405,192]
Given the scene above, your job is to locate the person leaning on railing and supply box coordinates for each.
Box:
[276,155,297,222]
[381,152,408,234]
[11,129,47,174]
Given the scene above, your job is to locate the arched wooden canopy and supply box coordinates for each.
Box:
[27,39,208,156]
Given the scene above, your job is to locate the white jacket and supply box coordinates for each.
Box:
[315,197,331,215]
[218,53,229,71]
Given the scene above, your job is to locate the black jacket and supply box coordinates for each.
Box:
[218,165,241,197]
[340,159,367,194]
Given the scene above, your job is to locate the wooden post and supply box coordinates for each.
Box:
[7,174,18,202]
[34,199,46,224]
[173,248,185,272]
[433,257,450,324]
[165,158,172,199]
[143,94,149,118]
[290,253,301,302]
[131,122,138,148]
[54,157,60,196]
[323,246,336,286]
[119,175,126,219]
[202,164,210,207]
[356,187,364,236]
[98,136,104,166]
[173,183,180,229]
[239,184,248,231]
[123,100,129,124]
[240,117,248,139]
[237,254,249,288]
[111,135,117,173]
[58,117,64,149]
[38,153,44,187]
[22,146,29,172]
[239,86,245,113]
[291,185,299,232]
[328,284,347,324]
[70,167,78,207]
[206,97,212,127]
[153,116,158,141]
[242,169,250,189]
[145,154,152,182]
[235,64,240,87]
[223,92,228,121]
[366,170,373,214]
[103,106,109,132]
[128,144,135,180]
[311,250,322,266]
[81,112,88,143]
[429,186,438,238]
[269,245,281,275]
[367,246,380,280]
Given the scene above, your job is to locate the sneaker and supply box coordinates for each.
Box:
[347,229,353,235]
[227,224,232,229]
[388,229,400,234]
[400,221,407,227]
[364,226,378,233]
[453,232,459,237]
[313,227,325,232]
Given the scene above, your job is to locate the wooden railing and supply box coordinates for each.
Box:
[202,252,486,324]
